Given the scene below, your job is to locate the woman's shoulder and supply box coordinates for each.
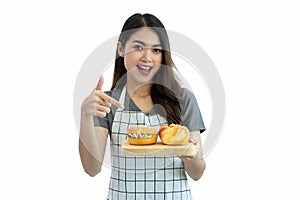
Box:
[181,87,197,101]
[179,87,201,110]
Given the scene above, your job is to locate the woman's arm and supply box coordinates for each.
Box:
[79,113,108,177]
[181,131,206,181]
[78,76,123,176]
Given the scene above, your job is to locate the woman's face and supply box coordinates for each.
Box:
[120,27,163,85]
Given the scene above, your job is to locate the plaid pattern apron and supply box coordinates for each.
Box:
[107,87,192,200]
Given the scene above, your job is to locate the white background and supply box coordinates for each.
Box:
[1,0,299,199]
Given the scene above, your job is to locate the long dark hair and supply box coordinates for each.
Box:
[111,13,182,124]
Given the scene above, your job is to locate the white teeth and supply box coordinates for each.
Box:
[138,65,152,70]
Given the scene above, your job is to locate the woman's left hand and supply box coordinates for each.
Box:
[180,132,202,160]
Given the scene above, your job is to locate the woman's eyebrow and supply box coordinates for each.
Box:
[132,40,162,47]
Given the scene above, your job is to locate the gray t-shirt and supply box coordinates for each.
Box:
[94,87,205,134]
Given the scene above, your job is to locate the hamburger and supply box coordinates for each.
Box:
[127,126,158,145]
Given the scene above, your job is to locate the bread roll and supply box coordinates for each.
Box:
[158,124,190,145]
[127,126,158,145]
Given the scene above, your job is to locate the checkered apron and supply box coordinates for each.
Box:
[107,87,192,200]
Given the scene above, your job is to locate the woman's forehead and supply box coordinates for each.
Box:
[126,27,161,46]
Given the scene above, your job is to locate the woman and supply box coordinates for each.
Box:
[79,13,206,200]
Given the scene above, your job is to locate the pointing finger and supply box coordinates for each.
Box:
[96,76,104,91]
[99,91,124,110]
[111,98,125,110]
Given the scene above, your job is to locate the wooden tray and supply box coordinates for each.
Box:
[121,140,197,156]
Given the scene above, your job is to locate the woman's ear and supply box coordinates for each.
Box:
[117,42,124,57]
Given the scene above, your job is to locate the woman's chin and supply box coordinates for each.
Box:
[127,71,156,85]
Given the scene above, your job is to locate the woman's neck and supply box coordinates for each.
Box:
[126,80,152,98]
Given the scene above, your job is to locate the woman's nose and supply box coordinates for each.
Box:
[141,49,152,63]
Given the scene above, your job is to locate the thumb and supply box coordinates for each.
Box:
[96,76,104,91]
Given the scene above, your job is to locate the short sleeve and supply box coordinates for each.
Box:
[180,88,206,133]
[93,115,109,129]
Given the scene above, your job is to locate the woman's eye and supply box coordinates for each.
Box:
[153,48,162,53]
[134,45,143,51]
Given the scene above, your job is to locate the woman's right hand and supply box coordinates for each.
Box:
[81,76,124,118]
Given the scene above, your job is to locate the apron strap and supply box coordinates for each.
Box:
[118,86,126,109]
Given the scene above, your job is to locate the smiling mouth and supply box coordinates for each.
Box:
[137,65,153,72]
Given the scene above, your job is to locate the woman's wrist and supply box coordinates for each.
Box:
[181,156,203,162]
